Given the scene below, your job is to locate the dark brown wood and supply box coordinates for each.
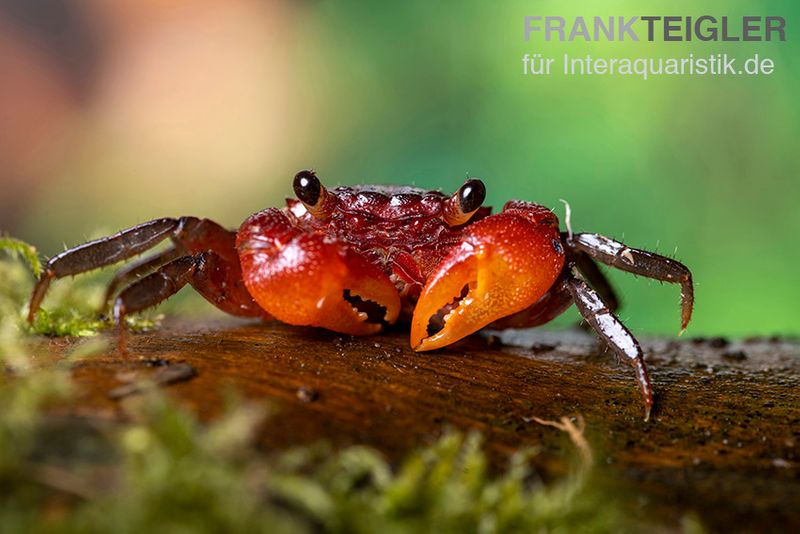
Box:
[36,319,800,531]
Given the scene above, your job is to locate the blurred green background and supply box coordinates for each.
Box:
[1,0,797,336]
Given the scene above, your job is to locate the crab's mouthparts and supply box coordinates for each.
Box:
[343,289,390,325]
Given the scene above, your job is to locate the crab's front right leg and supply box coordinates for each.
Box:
[236,209,400,336]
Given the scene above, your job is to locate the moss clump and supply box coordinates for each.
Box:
[0,236,42,277]
[0,239,160,338]
[0,379,631,533]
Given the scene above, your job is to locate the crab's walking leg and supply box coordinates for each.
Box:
[111,248,269,353]
[102,246,184,313]
[28,218,181,322]
[28,217,261,324]
[569,244,620,312]
[112,255,197,353]
[566,273,654,421]
[569,233,693,333]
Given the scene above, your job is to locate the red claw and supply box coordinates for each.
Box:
[238,209,400,336]
[411,211,565,351]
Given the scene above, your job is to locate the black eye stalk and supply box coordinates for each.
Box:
[293,169,336,219]
[444,178,486,226]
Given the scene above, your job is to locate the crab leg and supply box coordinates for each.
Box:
[28,217,266,325]
[102,246,185,312]
[569,245,620,312]
[411,204,565,351]
[28,218,181,322]
[114,255,198,323]
[565,273,654,421]
[111,248,270,352]
[237,209,400,336]
[568,233,693,333]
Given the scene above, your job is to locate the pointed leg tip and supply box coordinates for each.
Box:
[643,407,652,423]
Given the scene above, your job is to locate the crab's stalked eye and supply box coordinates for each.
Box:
[293,170,335,219]
[293,170,321,205]
[458,179,486,214]
[444,178,486,226]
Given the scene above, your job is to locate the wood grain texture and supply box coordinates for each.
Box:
[38,319,800,531]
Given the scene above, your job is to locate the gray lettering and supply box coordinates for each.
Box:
[594,16,614,41]
[742,16,760,41]
[546,16,565,41]
[569,16,591,41]
[765,16,786,41]
[640,16,659,41]
[722,16,740,41]
[618,16,639,40]
[696,16,717,41]
[663,16,682,41]
[524,16,542,41]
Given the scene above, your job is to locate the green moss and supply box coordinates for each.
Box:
[28,308,160,338]
[0,237,42,277]
[0,239,160,338]
[0,379,633,533]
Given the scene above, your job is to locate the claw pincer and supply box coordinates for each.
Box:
[411,207,565,351]
[237,208,400,336]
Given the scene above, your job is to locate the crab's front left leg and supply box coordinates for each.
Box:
[237,209,400,335]
[411,201,565,350]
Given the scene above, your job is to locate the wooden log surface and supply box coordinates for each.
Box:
[37,319,799,531]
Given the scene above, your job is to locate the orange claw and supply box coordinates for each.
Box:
[411,212,565,351]
[238,210,400,336]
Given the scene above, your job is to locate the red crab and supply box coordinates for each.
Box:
[28,170,693,419]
